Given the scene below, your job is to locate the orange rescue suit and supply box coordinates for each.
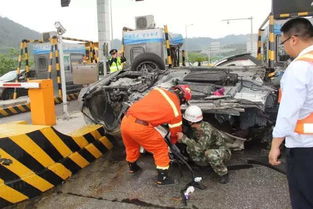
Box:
[120,88,182,168]
[278,50,313,134]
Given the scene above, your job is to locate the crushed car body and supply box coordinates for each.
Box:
[79,53,278,150]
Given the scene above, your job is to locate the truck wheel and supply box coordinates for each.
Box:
[131,52,166,72]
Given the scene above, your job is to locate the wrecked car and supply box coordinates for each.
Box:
[79,52,278,149]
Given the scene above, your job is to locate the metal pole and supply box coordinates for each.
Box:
[185,24,193,65]
[185,25,188,65]
[97,0,110,74]
[110,0,113,42]
[57,35,70,119]
[250,16,253,54]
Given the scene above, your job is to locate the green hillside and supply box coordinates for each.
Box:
[0,16,41,53]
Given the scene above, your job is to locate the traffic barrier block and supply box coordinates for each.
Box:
[0,93,79,118]
[0,103,30,118]
[0,123,114,208]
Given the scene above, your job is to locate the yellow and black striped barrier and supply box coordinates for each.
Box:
[13,40,43,99]
[268,14,275,69]
[0,122,113,208]
[53,37,63,98]
[54,93,79,104]
[256,29,263,61]
[62,37,98,64]
[62,37,92,43]
[13,41,26,100]
[164,25,172,68]
[0,93,79,118]
[0,104,31,118]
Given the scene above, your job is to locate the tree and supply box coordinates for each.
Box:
[188,52,208,63]
[0,49,18,76]
[0,48,33,76]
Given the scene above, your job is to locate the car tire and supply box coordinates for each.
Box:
[1,89,14,100]
[131,52,166,72]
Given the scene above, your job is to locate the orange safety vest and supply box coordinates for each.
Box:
[127,88,182,142]
[278,50,313,134]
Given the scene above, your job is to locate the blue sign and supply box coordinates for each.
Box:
[32,43,86,55]
[124,29,164,45]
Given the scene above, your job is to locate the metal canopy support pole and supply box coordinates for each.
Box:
[97,0,111,74]
[57,35,70,119]
[185,24,193,65]
[250,16,253,54]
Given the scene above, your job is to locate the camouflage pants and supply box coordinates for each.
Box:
[194,149,231,176]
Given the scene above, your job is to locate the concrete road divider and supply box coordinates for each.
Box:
[0,122,114,208]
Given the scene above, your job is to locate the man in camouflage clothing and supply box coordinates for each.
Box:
[177,105,231,184]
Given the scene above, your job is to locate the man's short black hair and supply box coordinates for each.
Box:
[281,17,313,40]
[109,49,118,55]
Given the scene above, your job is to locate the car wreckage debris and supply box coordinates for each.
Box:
[79,56,278,148]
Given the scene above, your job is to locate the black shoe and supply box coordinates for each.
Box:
[128,161,141,174]
[156,169,175,185]
[218,173,229,184]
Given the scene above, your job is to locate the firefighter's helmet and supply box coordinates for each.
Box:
[171,85,192,104]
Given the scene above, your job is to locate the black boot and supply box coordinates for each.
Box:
[156,169,175,185]
[128,161,141,173]
[218,173,229,184]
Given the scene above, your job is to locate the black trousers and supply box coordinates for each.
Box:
[286,147,313,209]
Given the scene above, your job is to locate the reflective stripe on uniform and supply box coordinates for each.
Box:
[298,53,313,60]
[155,88,179,117]
[295,113,313,134]
[303,123,313,134]
[169,121,182,128]
[156,165,169,170]
[293,51,313,134]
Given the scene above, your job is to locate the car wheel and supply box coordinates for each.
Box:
[1,89,14,100]
[131,52,165,72]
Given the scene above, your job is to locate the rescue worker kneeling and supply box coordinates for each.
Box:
[177,105,231,184]
[120,85,192,185]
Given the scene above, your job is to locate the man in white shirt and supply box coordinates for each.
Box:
[269,17,313,209]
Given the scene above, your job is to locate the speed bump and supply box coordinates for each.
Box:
[0,122,114,208]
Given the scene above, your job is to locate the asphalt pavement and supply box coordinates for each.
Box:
[1,101,291,209]
[11,141,291,209]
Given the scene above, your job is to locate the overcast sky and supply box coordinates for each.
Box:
[0,0,271,41]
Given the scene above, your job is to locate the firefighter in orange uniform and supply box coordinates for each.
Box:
[120,85,192,185]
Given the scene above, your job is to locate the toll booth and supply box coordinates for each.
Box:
[123,28,166,66]
[31,42,86,96]
[123,29,183,66]
[122,15,184,67]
